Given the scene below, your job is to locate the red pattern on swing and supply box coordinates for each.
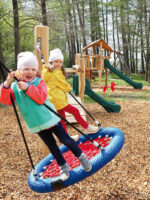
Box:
[41,136,111,178]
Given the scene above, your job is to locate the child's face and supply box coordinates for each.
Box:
[19,67,38,82]
[52,59,63,70]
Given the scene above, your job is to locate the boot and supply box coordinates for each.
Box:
[71,135,80,141]
[60,163,70,180]
[84,124,99,134]
[78,153,92,172]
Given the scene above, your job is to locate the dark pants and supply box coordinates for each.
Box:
[38,122,82,166]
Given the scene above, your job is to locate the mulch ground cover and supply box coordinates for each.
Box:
[0,86,150,200]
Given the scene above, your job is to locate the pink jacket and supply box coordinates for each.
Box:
[0,80,47,105]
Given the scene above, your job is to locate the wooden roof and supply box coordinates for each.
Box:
[83,39,113,52]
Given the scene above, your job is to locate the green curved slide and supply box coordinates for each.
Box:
[73,75,121,113]
[104,59,143,89]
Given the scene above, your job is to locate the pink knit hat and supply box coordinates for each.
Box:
[49,48,64,62]
[17,52,38,70]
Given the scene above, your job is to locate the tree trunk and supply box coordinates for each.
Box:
[12,0,20,66]
[120,2,129,72]
[101,0,105,40]
[41,0,48,25]
[89,0,101,42]
[75,0,87,47]
[72,0,80,53]
[65,0,76,65]
[105,0,108,45]
[0,45,7,81]
[95,0,101,39]
[111,2,116,67]
[89,0,95,41]
[146,7,150,82]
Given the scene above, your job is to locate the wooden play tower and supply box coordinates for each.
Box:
[82,39,113,88]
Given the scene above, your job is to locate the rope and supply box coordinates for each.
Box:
[44,103,101,148]
[69,92,102,128]
[0,61,37,180]
[10,94,37,179]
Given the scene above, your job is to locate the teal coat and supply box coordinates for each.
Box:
[11,78,60,133]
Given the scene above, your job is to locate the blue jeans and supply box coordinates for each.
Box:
[38,122,82,166]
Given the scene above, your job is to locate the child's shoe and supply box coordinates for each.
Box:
[78,153,92,172]
[84,124,99,134]
[60,163,70,180]
[71,135,80,141]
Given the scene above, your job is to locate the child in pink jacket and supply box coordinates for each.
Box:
[0,51,92,180]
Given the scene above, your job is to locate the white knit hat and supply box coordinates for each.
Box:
[49,48,64,62]
[17,52,38,70]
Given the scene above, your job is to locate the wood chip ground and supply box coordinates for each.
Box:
[0,86,150,200]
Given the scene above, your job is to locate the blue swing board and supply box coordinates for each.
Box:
[28,127,125,193]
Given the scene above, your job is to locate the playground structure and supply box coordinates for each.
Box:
[82,39,113,89]
[80,39,142,90]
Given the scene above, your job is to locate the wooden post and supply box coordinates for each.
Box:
[35,26,50,158]
[98,41,103,89]
[34,25,49,75]
[75,53,81,75]
[105,68,108,86]
[75,53,81,65]
[79,58,85,103]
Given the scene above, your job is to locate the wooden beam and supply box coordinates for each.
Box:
[34,25,49,75]
[79,58,85,104]
[75,53,81,65]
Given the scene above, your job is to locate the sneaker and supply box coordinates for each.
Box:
[71,135,80,141]
[84,125,99,134]
[78,153,92,172]
[60,163,70,180]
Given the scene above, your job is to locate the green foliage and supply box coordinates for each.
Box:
[0,1,14,66]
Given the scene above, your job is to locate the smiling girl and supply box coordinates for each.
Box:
[0,52,92,180]
[42,48,99,140]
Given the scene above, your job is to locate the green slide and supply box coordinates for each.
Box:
[73,75,121,113]
[104,59,143,89]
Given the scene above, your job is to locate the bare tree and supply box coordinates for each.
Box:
[41,0,48,25]
[0,40,7,81]
[12,0,20,66]
[72,0,80,53]
[146,8,150,82]
[65,0,76,65]
[120,2,129,71]
[75,0,87,47]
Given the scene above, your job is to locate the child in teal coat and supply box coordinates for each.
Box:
[0,51,92,180]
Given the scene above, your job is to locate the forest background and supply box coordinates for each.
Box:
[0,0,150,82]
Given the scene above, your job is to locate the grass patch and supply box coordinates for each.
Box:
[66,74,150,103]
[91,73,150,86]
